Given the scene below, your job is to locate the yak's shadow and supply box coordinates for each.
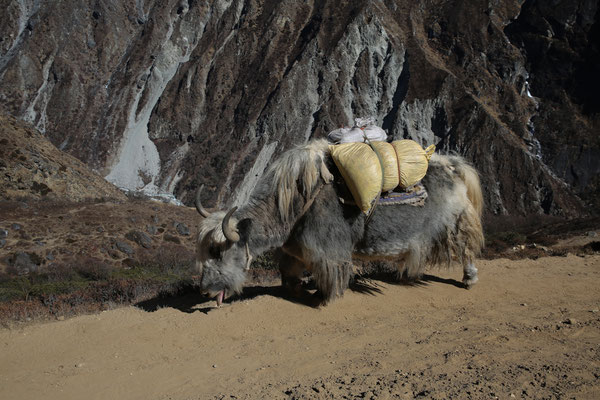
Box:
[135,273,464,313]
[135,289,214,314]
[135,284,298,314]
[421,273,465,289]
[356,270,464,289]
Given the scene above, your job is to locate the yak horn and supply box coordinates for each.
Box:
[195,185,211,218]
[222,206,240,242]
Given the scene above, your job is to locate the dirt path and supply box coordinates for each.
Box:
[1,254,599,400]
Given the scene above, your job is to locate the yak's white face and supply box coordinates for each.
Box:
[195,211,252,306]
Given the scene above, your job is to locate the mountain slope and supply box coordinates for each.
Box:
[0,113,126,202]
[0,0,597,217]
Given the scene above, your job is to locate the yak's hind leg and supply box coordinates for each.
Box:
[455,194,484,289]
[462,262,479,289]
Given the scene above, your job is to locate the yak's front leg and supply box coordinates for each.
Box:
[279,252,328,307]
[311,260,354,304]
[278,252,307,298]
[462,262,479,289]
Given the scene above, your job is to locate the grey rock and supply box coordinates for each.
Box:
[125,230,152,248]
[0,229,8,239]
[11,251,41,274]
[11,223,21,231]
[0,239,6,248]
[174,222,190,236]
[115,241,134,255]
[146,225,158,235]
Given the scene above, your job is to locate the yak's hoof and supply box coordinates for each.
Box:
[282,279,304,298]
[462,276,479,289]
[308,291,326,307]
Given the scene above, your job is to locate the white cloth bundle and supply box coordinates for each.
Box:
[327,117,388,144]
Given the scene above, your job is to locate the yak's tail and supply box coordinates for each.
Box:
[454,160,483,219]
[450,156,485,259]
[424,154,485,269]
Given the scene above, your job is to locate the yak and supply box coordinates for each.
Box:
[194,139,484,306]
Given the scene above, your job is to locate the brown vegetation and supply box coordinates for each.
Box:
[1,191,597,325]
[0,197,201,322]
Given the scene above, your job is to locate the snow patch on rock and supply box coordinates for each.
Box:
[0,0,40,73]
[106,14,199,199]
[233,140,279,207]
[23,52,55,133]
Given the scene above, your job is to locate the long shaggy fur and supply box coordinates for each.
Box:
[196,140,485,305]
[450,155,483,218]
[280,148,485,299]
[197,211,237,246]
[269,139,332,222]
[420,154,484,274]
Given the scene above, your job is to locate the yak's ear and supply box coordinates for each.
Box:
[237,218,253,242]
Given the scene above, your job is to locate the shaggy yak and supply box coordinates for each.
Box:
[195,139,484,306]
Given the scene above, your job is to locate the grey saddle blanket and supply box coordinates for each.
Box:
[338,183,428,207]
[378,183,428,207]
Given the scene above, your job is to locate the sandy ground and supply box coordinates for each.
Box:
[1,254,599,400]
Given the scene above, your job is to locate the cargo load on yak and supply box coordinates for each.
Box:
[328,126,435,214]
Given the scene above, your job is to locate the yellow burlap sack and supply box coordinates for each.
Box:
[330,140,435,213]
[330,143,382,213]
[370,141,399,192]
[392,140,435,188]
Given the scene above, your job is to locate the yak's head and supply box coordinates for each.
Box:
[194,187,253,306]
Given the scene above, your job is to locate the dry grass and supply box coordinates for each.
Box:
[0,245,198,324]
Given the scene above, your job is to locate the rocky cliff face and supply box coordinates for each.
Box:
[1,0,597,218]
[505,0,600,214]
